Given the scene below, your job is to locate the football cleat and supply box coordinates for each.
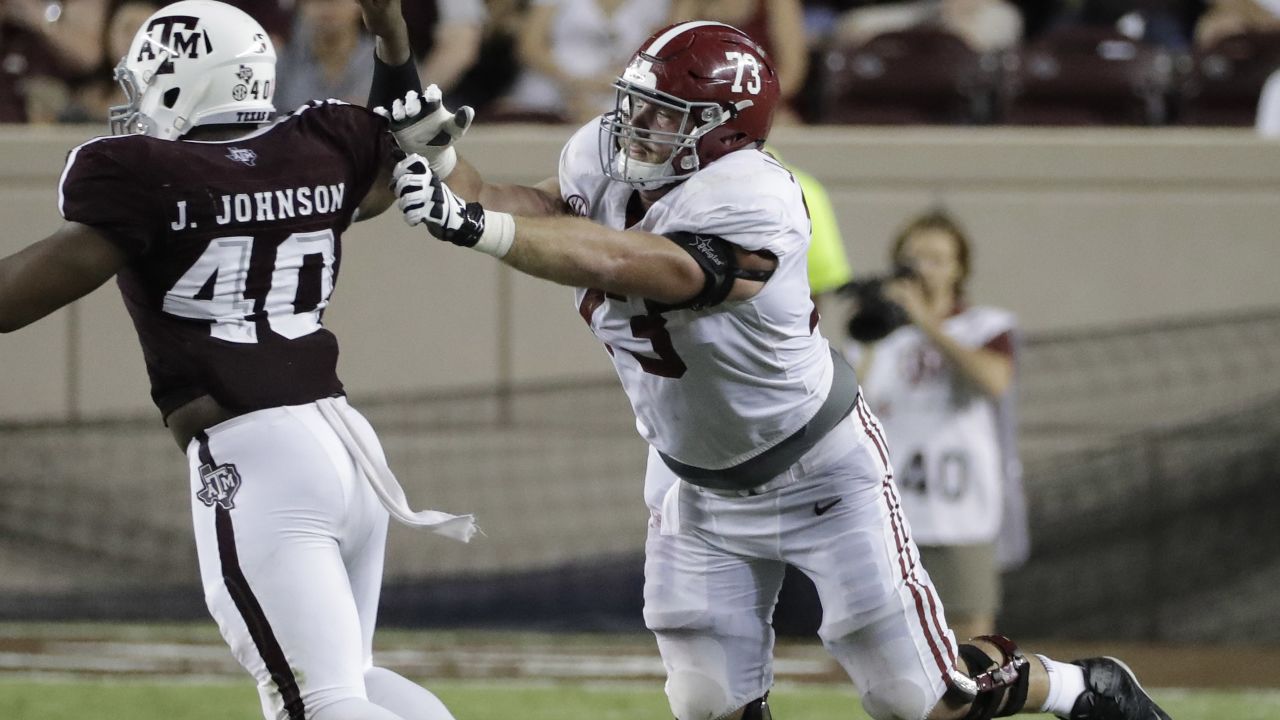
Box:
[1068,657,1172,720]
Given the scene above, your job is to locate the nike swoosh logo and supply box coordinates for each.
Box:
[814,498,842,516]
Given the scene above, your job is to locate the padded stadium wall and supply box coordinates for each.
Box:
[2,126,1279,642]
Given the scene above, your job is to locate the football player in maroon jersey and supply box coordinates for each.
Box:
[0,2,473,719]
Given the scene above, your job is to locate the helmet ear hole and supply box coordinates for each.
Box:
[163,88,181,109]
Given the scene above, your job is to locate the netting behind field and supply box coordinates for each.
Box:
[2,309,1279,641]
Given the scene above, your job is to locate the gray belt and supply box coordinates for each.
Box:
[658,347,861,491]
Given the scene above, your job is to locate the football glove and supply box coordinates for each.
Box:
[375,85,474,177]
[393,153,514,257]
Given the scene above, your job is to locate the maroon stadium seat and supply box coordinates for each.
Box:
[814,28,999,125]
[1001,26,1174,126]
[1176,31,1280,126]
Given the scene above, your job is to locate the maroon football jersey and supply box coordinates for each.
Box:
[58,101,395,418]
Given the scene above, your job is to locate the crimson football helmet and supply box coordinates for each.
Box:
[600,21,780,189]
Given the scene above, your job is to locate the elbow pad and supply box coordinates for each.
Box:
[662,232,774,311]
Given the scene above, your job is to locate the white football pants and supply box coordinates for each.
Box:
[643,395,958,720]
[186,398,454,720]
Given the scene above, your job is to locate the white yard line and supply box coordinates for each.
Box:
[0,639,836,681]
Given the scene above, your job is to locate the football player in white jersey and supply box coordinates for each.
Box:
[850,210,1030,643]
[373,12,1169,720]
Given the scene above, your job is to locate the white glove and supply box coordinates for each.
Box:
[375,85,474,177]
[392,153,514,258]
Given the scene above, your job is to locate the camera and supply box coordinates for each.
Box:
[838,264,918,343]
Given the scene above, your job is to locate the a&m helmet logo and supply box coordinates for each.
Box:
[196,462,242,510]
[136,15,212,62]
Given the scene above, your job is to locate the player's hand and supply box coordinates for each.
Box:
[375,86,474,177]
[393,154,485,246]
[882,276,930,326]
[393,154,515,257]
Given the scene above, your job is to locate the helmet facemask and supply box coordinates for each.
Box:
[599,70,745,190]
[108,38,176,137]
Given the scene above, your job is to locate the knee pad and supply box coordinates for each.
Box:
[667,669,731,720]
[947,635,1031,720]
[861,678,937,720]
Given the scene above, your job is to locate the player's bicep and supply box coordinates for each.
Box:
[0,222,127,332]
[355,149,398,222]
[656,232,777,308]
[726,247,778,301]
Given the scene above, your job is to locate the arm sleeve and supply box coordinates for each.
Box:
[58,140,157,258]
[368,54,423,111]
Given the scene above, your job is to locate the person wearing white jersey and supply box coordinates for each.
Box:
[373,13,1169,720]
[850,210,1030,643]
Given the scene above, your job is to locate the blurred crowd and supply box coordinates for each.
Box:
[3,0,1280,128]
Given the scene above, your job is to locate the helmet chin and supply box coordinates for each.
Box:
[612,152,681,190]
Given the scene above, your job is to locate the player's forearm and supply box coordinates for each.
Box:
[0,224,124,333]
[502,216,702,303]
[374,26,411,66]
[364,0,416,108]
[918,320,1013,397]
[361,0,412,65]
[447,156,563,217]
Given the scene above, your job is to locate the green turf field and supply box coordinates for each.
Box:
[1,624,1275,719]
[1,679,1277,720]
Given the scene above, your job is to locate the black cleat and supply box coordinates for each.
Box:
[1068,657,1172,720]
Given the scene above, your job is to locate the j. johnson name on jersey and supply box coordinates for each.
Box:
[170,183,346,230]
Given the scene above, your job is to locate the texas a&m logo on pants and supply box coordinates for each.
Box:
[197,462,242,510]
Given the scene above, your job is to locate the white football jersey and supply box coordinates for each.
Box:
[853,306,1016,545]
[560,120,833,470]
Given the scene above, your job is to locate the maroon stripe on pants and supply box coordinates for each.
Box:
[198,433,305,720]
[854,401,955,682]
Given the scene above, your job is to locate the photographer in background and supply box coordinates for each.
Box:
[844,208,1029,641]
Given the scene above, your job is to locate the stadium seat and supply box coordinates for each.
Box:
[814,28,999,125]
[1000,26,1174,126]
[1175,31,1280,126]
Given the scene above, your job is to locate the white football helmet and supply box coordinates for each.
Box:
[109,0,276,140]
